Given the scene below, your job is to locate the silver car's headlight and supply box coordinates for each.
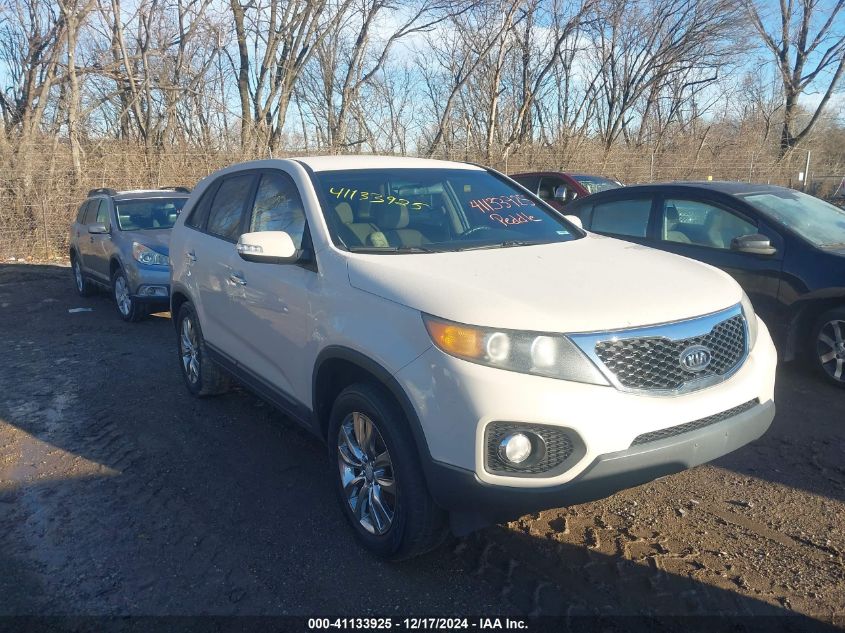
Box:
[740,291,758,350]
[422,314,608,386]
[132,242,169,266]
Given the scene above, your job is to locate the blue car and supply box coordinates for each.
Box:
[69,187,190,321]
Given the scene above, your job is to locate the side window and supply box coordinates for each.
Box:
[206,174,255,241]
[537,178,559,201]
[661,199,756,249]
[185,182,219,230]
[82,200,99,224]
[591,198,652,238]
[95,199,110,229]
[248,171,306,248]
[75,201,88,223]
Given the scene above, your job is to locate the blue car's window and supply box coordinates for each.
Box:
[116,198,187,231]
[741,190,845,248]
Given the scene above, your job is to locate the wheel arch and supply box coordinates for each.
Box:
[312,347,434,473]
[784,295,845,361]
[170,283,193,329]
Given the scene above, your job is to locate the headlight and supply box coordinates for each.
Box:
[422,314,608,385]
[132,242,169,266]
[740,291,758,350]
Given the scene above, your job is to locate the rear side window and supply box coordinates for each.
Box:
[249,172,306,248]
[206,174,255,241]
[82,200,99,224]
[94,199,110,228]
[590,198,652,238]
[185,183,218,230]
[75,202,88,223]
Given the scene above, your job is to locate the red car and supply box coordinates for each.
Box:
[509,171,622,210]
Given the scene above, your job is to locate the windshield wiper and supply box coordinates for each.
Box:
[348,245,439,254]
[453,240,542,252]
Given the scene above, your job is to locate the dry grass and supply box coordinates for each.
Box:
[0,137,841,261]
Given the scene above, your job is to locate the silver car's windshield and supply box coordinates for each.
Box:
[739,190,845,248]
[115,198,187,231]
[312,168,581,253]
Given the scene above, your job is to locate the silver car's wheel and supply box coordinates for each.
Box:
[73,260,84,292]
[114,274,131,317]
[180,315,200,386]
[817,318,845,383]
[337,412,396,536]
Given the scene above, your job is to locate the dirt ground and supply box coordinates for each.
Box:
[0,262,843,626]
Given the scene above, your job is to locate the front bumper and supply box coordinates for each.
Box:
[125,263,170,304]
[431,399,774,528]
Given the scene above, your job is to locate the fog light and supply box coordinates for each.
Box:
[498,433,532,464]
[141,285,167,297]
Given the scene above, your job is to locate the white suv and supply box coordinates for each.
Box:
[170,157,777,559]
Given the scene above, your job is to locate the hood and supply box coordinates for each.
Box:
[119,229,171,256]
[346,234,742,333]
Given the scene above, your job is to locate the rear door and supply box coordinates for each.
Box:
[580,194,656,247]
[76,201,100,273]
[653,194,784,321]
[87,198,113,281]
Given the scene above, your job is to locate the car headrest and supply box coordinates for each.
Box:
[376,205,409,229]
[335,202,354,224]
[665,205,679,222]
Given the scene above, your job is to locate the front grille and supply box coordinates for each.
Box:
[631,398,759,445]
[485,422,578,476]
[594,314,746,392]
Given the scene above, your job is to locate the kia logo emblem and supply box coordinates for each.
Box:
[679,345,712,372]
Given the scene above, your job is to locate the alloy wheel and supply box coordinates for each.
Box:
[114,275,131,316]
[817,319,845,382]
[73,261,84,292]
[180,316,200,384]
[337,412,396,535]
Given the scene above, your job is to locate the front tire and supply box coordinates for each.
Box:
[328,383,447,560]
[811,307,845,388]
[112,268,146,322]
[175,302,231,397]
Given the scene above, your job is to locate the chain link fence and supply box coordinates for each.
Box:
[1,141,841,261]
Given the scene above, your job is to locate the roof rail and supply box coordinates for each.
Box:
[160,186,191,194]
[87,187,117,197]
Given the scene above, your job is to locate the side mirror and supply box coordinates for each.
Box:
[88,223,109,234]
[731,233,776,256]
[237,231,300,264]
[553,185,568,201]
[564,215,583,230]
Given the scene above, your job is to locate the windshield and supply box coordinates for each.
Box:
[573,176,621,194]
[115,198,187,230]
[739,190,845,248]
[312,168,580,252]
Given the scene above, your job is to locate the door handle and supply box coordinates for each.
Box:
[229,272,246,286]
[185,251,197,264]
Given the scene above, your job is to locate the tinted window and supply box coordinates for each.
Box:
[95,199,110,228]
[82,200,99,224]
[75,202,88,223]
[185,183,218,230]
[206,174,255,241]
[249,172,306,248]
[661,199,756,249]
[573,176,621,194]
[591,198,652,237]
[115,198,186,230]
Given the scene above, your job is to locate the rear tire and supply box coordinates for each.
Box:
[328,383,448,560]
[811,307,845,388]
[112,268,146,322]
[176,302,231,397]
[71,254,95,297]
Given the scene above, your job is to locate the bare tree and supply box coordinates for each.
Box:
[745,0,845,156]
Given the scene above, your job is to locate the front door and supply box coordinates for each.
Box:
[654,196,784,323]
